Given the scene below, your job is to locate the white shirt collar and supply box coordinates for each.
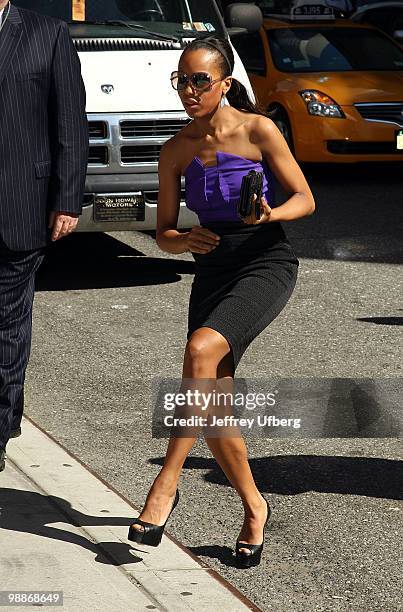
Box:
[0,2,9,23]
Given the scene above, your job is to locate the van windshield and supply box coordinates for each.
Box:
[14,0,225,37]
[267,26,403,72]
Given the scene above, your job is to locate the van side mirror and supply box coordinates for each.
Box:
[225,3,263,37]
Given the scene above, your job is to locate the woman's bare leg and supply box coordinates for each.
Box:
[130,327,230,532]
[131,327,268,554]
[204,352,268,556]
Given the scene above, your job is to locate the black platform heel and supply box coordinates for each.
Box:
[235,498,272,568]
[128,489,180,547]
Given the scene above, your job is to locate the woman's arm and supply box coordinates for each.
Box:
[251,116,316,222]
[156,140,190,254]
[156,140,221,254]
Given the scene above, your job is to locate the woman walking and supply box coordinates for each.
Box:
[128,36,315,568]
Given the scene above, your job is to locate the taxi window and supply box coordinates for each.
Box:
[267,27,403,72]
[232,32,267,76]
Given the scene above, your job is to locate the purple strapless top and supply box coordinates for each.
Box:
[184,151,276,224]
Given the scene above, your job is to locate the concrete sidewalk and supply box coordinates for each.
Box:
[0,417,260,612]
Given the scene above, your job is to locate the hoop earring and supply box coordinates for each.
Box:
[221,93,229,108]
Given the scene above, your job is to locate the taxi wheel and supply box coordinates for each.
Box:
[270,107,295,157]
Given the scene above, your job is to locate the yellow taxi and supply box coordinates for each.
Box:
[232,1,403,163]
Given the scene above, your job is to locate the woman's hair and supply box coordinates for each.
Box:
[181,36,269,117]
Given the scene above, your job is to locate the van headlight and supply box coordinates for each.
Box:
[299,90,345,118]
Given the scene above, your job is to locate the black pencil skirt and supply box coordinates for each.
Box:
[186,220,299,374]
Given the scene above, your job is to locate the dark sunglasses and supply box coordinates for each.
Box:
[170,70,223,92]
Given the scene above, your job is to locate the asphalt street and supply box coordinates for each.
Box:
[24,161,402,612]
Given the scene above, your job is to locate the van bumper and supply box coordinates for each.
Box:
[76,173,198,232]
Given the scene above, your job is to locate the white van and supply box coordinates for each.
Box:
[15,1,263,232]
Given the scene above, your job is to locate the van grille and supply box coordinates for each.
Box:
[88,146,108,165]
[121,145,162,164]
[73,37,182,52]
[120,118,190,138]
[89,121,108,139]
[87,112,190,172]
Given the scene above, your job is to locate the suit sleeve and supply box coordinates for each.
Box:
[48,20,89,214]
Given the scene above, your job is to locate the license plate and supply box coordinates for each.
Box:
[396,130,403,150]
[93,193,145,222]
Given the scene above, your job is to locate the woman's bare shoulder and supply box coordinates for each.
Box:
[160,123,198,174]
[248,113,278,145]
[160,123,195,169]
[159,135,184,172]
[225,107,275,144]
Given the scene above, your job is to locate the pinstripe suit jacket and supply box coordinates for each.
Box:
[0,3,89,250]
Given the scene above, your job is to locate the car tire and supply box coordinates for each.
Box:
[269,106,296,157]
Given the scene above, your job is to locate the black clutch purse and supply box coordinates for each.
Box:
[237,170,264,220]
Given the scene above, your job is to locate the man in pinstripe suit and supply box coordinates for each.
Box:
[0,1,88,471]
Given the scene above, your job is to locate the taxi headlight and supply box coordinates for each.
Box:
[299,90,345,118]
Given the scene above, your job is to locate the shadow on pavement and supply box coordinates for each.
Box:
[0,487,147,566]
[1,452,401,570]
[35,232,194,291]
[151,454,403,500]
[357,316,403,325]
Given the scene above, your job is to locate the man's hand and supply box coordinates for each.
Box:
[48,211,79,241]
